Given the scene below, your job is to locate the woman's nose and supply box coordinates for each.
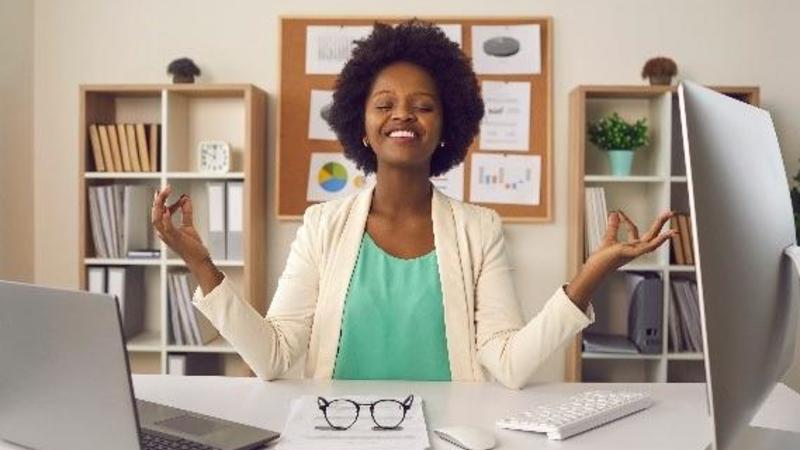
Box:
[391,106,415,122]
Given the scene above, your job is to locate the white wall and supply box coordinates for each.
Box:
[26,0,800,384]
[0,0,34,282]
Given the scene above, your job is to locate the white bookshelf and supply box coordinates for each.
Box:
[78,84,267,377]
[566,85,759,383]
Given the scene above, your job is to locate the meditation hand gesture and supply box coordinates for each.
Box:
[151,184,210,267]
[566,210,678,310]
[589,210,677,272]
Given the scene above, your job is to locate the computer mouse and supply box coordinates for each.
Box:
[434,425,496,450]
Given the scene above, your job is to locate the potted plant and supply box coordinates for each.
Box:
[588,112,649,176]
[641,57,678,86]
[790,162,800,243]
[167,57,201,84]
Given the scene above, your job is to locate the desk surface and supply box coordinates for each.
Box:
[2,376,799,450]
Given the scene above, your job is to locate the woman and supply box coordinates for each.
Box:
[151,20,676,389]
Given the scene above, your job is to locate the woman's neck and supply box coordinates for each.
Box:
[371,165,432,219]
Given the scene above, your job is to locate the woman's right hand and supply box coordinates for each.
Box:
[151,184,211,267]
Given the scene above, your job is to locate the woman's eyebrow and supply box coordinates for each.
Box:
[369,90,437,99]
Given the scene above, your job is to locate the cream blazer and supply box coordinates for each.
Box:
[193,185,594,389]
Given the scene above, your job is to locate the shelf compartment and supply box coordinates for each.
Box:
[582,358,665,382]
[165,90,246,173]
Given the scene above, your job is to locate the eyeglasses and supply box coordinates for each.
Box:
[316,395,414,431]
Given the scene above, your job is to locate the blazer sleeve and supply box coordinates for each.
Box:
[474,209,595,389]
[192,204,322,380]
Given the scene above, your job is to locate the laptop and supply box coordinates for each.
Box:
[0,279,280,450]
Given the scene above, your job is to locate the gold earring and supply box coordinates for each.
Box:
[362,137,369,148]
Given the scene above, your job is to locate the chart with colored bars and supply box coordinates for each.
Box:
[477,166,532,190]
[470,153,541,205]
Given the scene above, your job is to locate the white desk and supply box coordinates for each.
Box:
[2,376,799,450]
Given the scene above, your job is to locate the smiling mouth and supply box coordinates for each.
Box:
[386,129,419,141]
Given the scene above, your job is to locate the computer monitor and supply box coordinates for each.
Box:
[678,80,800,450]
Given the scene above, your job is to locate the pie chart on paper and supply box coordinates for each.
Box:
[318,162,348,192]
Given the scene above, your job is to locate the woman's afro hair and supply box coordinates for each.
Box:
[326,19,484,177]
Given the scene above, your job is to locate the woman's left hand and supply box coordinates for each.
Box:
[587,209,678,273]
[565,210,678,311]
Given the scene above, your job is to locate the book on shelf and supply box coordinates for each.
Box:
[135,123,151,172]
[168,271,218,346]
[86,265,145,339]
[88,184,158,258]
[584,187,608,258]
[670,215,686,264]
[87,123,159,172]
[207,182,227,260]
[88,125,105,172]
[226,181,243,260]
[127,249,161,259]
[97,125,115,172]
[125,124,142,172]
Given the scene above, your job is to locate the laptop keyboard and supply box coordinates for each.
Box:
[140,429,218,450]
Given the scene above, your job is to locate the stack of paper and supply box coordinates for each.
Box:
[276,395,430,450]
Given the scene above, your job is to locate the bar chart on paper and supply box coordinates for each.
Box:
[469,153,541,205]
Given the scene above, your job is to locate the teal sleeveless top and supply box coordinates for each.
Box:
[332,233,452,381]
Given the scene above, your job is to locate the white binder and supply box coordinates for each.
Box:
[87,266,106,293]
[226,181,243,261]
[106,266,144,339]
[207,182,227,261]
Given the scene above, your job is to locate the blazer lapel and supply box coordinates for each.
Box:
[432,188,474,381]
[313,186,373,378]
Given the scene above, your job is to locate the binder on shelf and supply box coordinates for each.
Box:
[125,124,142,172]
[669,279,703,352]
[168,272,219,346]
[88,187,109,258]
[123,185,157,255]
[88,124,106,172]
[226,181,243,261]
[168,353,220,376]
[167,275,184,346]
[97,125,116,172]
[107,266,145,339]
[97,186,118,258]
[148,123,159,172]
[113,185,125,257]
[178,272,218,345]
[87,266,106,293]
[108,124,124,172]
[582,332,639,354]
[135,123,151,172]
[115,124,132,172]
[167,353,186,376]
[584,187,608,258]
[207,182,227,260]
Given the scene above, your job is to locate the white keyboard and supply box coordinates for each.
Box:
[496,390,653,440]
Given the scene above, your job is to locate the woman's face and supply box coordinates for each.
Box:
[363,61,443,173]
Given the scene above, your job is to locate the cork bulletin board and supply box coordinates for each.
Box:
[278,16,552,222]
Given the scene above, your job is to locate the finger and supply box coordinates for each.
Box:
[635,230,675,254]
[602,211,621,245]
[166,195,185,214]
[616,210,640,241]
[641,210,675,242]
[180,195,194,227]
[161,209,175,238]
[151,185,171,224]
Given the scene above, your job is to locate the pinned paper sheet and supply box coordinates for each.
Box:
[471,24,541,75]
[479,81,531,151]
[307,153,375,202]
[305,26,373,74]
[430,162,464,200]
[308,90,337,141]
[435,23,462,47]
[469,153,541,205]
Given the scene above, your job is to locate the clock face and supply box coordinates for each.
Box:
[199,141,230,173]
